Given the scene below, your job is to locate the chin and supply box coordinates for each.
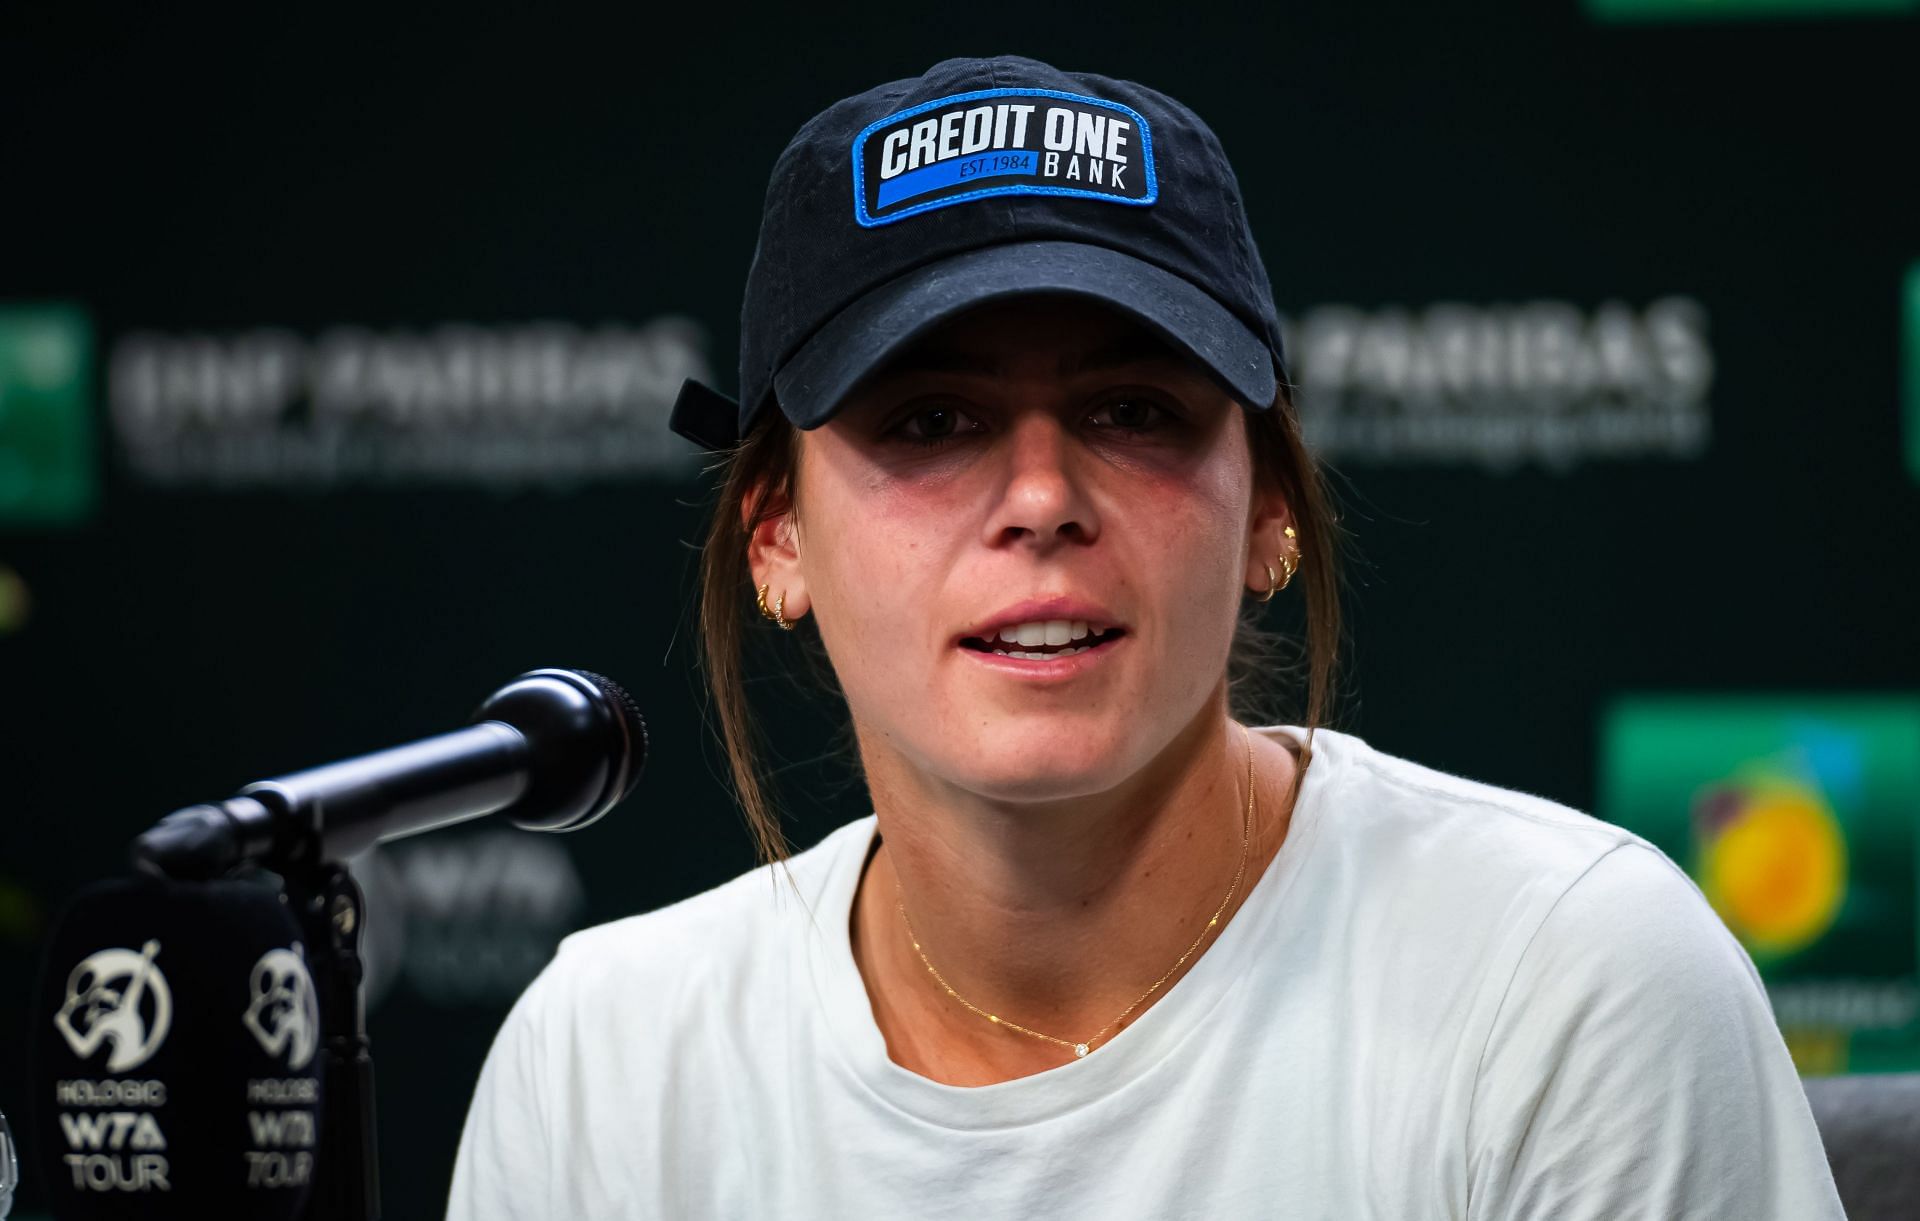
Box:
[933,715,1140,802]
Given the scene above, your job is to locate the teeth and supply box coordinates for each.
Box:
[995,618,1102,646]
[990,646,1088,659]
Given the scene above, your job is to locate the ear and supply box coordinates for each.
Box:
[743,477,811,623]
[1244,481,1300,597]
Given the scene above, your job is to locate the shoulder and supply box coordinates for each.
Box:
[1294,735,1841,1215]
[1307,727,1657,920]
[1286,729,1746,1037]
[1331,729,1633,857]
[1295,726,1772,1028]
[450,818,876,1217]
[1456,815,1840,1216]
[519,816,873,1020]
[1509,836,1762,1006]
[1332,734,1740,982]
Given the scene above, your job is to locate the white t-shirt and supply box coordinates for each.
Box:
[447,725,1843,1219]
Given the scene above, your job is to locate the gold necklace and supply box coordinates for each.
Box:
[894,724,1256,1059]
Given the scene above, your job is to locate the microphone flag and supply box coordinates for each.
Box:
[32,874,323,1220]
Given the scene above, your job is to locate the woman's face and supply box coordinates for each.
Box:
[758,296,1289,803]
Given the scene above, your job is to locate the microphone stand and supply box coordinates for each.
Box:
[283,860,381,1221]
[127,668,648,1220]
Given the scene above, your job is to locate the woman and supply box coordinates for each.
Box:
[449,56,1841,1218]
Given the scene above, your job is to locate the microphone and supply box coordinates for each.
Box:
[130,668,646,880]
[31,875,324,1219]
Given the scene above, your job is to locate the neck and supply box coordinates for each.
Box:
[849,698,1302,1084]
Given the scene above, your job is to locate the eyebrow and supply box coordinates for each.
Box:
[875,332,1191,381]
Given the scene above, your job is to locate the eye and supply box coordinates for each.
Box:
[889,402,982,449]
[1086,395,1174,432]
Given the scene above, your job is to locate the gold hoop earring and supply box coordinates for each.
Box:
[1278,525,1301,591]
[1256,564,1280,603]
[755,583,795,630]
[1254,527,1303,603]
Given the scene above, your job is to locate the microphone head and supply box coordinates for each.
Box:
[473,668,646,833]
[31,875,322,1220]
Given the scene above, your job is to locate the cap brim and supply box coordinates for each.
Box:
[771,240,1277,431]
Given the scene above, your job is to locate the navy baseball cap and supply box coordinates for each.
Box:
[670,54,1289,450]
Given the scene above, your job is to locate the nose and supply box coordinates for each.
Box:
[982,411,1098,549]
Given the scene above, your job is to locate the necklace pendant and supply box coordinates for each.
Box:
[1073,1042,1090,1058]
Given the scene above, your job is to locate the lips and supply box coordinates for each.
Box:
[956,628,1128,678]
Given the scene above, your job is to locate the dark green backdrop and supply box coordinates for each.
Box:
[3,6,1916,1217]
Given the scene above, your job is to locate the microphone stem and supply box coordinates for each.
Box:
[287,860,381,1221]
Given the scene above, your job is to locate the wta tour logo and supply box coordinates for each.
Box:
[241,944,321,1191]
[53,940,173,1073]
[242,945,319,1072]
[51,941,175,1194]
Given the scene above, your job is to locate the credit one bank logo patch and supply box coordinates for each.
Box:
[854,89,1156,226]
[1287,296,1713,472]
[108,318,712,489]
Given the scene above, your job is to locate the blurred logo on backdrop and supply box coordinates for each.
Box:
[0,564,28,636]
[0,876,44,946]
[1601,696,1920,1074]
[1286,296,1712,472]
[108,318,713,489]
[0,302,96,525]
[352,828,585,1010]
[9,300,1722,489]
[1696,773,1846,958]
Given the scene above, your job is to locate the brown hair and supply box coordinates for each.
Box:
[694,380,1345,868]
